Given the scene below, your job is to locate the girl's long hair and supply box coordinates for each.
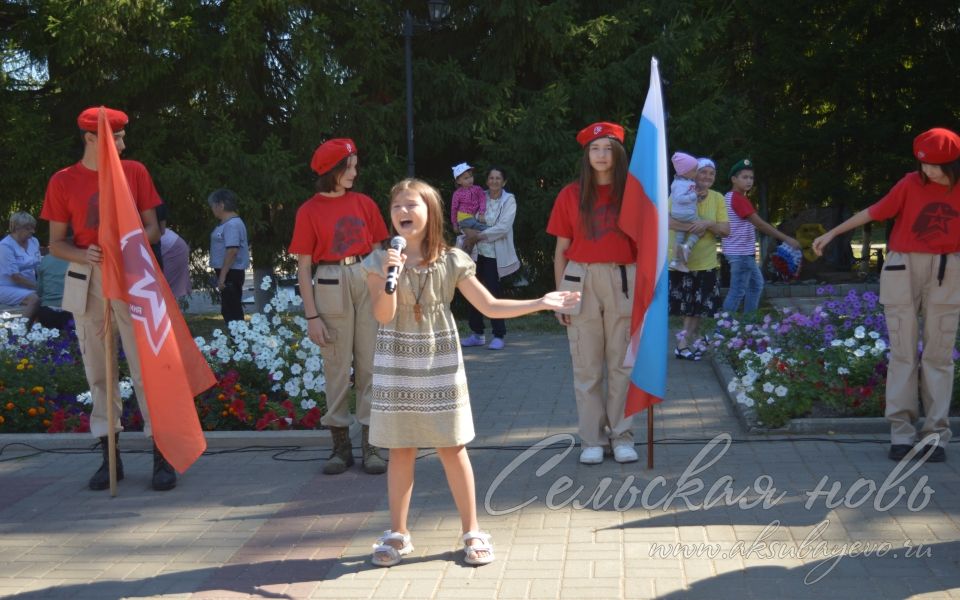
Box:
[578,139,628,236]
[918,159,960,191]
[389,178,448,265]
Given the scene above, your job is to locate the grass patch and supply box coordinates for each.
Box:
[184,314,228,340]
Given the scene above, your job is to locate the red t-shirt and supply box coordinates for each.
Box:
[868,172,960,254]
[288,191,389,262]
[40,161,163,249]
[546,182,636,263]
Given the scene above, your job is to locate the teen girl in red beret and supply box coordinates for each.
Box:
[547,121,639,465]
[288,138,389,475]
[813,127,960,463]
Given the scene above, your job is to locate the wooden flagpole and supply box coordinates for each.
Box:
[104,298,118,497]
[647,406,654,469]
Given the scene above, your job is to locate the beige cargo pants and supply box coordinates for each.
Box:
[880,251,960,447]
[559,260,636,448]
[312,261,376,428]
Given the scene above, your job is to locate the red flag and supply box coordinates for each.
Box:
[96,108,215,473]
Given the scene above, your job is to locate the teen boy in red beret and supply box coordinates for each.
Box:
[289,138,389,475]
[40,107,176,491]
[813,127,960,463]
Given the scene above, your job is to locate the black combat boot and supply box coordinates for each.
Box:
[323,426,355,474]
[152,444,177,491]
[89,434,123,490]
[361,425,387,475]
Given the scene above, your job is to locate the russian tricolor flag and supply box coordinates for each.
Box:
[618,57,668,417]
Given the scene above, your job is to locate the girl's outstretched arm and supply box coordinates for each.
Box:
[457,275,580,319]
[811,209,874,256]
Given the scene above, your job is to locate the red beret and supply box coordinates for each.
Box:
[913,128,960,164]
[77,107,128,133]
[310,138,357,175]
[576,121,625,147]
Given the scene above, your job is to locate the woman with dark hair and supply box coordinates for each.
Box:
[460,167,520,350]
[207,188,249,325]
[813,127,960,463]
[547,121,638,465]
[288,138,390,476]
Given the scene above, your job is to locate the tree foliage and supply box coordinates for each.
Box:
[2,0,958,290]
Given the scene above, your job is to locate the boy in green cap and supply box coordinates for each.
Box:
[721,159,800,312]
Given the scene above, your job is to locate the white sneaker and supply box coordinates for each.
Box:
[579,446,604,465]
[613,444,639,463]
[461,334,486,347]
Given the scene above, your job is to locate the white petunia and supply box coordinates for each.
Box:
[284,380,301,397]
[854,326,865,339]
[763,382,775,393]
[766,397,775,404]
[844,338,856,347]
[774,385,788,397]
[869,331,880,339]
[837,367,850,375]
[874,339,887,351]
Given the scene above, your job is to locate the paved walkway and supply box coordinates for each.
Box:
[1,333,959,599]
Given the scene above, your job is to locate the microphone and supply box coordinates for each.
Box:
[384,236,407,294]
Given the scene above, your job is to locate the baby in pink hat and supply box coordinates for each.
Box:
[669,152,700,272]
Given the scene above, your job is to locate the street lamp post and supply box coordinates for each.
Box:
[403,1,451,177]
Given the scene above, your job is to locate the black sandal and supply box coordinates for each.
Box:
[674,346,701,361]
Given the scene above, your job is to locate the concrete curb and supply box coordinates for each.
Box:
[710,354,960,436]
[0,422,361,452]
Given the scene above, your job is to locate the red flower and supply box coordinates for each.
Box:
[255,410,279,431]
[300,407,321,429]
[229,398,247,421]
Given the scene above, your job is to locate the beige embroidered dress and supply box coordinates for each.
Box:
[361,247,476,448]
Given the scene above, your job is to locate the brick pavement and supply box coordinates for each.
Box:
[1,332,959,599]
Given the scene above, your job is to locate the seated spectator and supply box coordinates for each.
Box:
[31,248,72,329]
[160,227,191,299]
[0,212,41,320]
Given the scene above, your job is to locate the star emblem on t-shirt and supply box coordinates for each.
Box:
[912,202,958,242]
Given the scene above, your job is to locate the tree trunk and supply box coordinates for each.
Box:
[253,266,274,314]
[859,222,872,276]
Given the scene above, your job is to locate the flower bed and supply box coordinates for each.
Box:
[0,278,326,433]
[716,286,960,429]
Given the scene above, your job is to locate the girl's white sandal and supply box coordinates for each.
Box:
[462,531,495,566]
[371,530,413,567]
